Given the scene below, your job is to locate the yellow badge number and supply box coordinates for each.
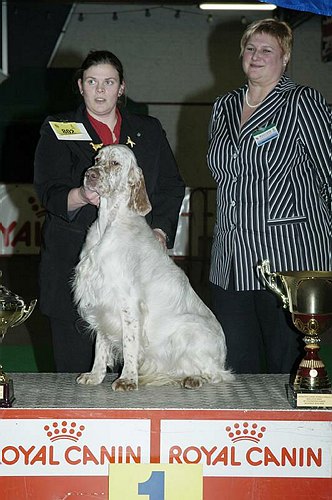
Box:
[109,463,203,500]
[49,121,82,136]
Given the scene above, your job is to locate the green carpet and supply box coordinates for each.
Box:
[1,344,331,375]
[1,344,55,372]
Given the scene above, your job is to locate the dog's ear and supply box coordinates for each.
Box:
[128,162,152,216]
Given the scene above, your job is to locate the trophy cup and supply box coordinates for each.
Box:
[0,270,37,407]
[257,260,332,409]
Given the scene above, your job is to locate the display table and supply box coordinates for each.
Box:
[1,373,331,500]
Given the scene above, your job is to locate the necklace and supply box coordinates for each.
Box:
[245,89,262,109]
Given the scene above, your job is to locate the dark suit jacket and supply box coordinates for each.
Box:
[34,104,185,318]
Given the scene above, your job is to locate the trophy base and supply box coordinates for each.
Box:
[286,384,332,409]
[0,378,15,408]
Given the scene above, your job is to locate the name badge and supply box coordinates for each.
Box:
[253,124,278,146]
[49,121,92,141]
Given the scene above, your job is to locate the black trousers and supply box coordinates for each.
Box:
[210,283,303,374]
[49,317,94,373]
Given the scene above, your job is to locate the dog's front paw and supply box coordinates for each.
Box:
[76,372,105,385]
[112,377,138,391]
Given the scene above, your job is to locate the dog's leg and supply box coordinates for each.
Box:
[112,299,141,392]
[76,333,108,385]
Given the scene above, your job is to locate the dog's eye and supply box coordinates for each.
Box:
[111,160,119,166]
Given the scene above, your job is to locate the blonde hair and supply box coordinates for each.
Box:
[240,18,293,61]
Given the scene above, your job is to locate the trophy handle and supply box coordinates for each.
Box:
[257,260,289,308]
[10,299,38,328]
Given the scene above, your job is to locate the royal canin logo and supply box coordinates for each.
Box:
[225,422,266,443]
[169,421,323,469]
[0,419,325,473]
[0,420,142,467]
[44,421,86,442]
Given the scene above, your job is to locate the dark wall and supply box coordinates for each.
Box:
[7,2,72,73]
[0,2,73,182]
[0,67,79,182]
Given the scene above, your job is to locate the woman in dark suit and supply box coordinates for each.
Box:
[34,50,185,373]
[208,19,331,374]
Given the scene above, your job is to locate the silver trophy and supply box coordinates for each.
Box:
[0,270,37,407]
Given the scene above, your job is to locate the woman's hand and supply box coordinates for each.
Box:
[68,186,100,211]
[79,186,100,206]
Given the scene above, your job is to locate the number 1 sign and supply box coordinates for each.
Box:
[109,463,203,499]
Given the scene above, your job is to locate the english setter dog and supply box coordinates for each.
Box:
[73,144,233,391]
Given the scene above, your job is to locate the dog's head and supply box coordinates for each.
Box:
[84,144,152,216]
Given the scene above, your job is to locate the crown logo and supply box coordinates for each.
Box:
[44,421,86,442]
[225,422,266,443]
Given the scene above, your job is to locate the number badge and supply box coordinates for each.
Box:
[109,463,203,499]
[49,121,82,135]
[49,121,92,141]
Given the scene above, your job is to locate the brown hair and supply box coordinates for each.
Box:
[240,18,293,61]
[74,50,125,85]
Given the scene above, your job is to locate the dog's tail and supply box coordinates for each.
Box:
[138,373,180,387]
[138,369,234,387]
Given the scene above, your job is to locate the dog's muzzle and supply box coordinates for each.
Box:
[84,167,100,190]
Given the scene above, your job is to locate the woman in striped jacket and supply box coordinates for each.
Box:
[208,19,331,374]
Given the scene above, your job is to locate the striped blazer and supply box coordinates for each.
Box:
[207,74,332,291]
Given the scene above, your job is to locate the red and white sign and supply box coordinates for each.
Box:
[0,408,331,500]
[0,418,150,476]
[161,419,332,478]
[0,184,45,255]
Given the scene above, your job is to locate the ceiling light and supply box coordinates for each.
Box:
[199,3,277,10]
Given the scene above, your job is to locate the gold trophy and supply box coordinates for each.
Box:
[0,270,37,407]
[257,260,332,409]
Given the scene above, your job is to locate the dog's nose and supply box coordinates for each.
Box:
[85,169,98,180]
